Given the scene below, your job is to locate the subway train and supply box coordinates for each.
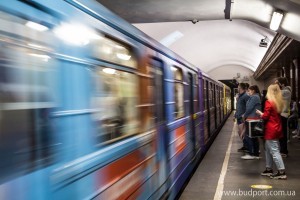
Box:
[0,0,232,199]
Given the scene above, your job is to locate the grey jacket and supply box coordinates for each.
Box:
[281,86,291,118]
[243,93,261,119]
[235,92,250,119]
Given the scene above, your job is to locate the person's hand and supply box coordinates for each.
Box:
[242,115,245,121]
[256,109,263,116]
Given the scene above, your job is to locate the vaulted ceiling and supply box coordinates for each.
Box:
[97,0,300,74]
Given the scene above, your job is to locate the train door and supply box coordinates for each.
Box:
[0,4,60,199]
[214,84,217,129]
[215,85,221,127]
[187,73,196,154]
[209,82,215,134]
[220,86,223,122]
[193,74,201,151]
[150,58,169,197]
[219,86,221,124]
[206,80,210,139]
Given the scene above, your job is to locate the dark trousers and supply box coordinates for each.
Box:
[279,116,288,154]
[245,135,259,156]
[245,122,259,156]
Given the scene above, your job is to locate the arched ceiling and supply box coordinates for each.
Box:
[134,20,275,72]
[96,0,300,73]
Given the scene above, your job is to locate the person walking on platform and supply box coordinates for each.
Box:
[234,83,250,152]
[275,77,291,157]
[241,85,261,160]
[256,84,287,180]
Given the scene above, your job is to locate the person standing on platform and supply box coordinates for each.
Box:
[234,83,250,152]
[275,77,291,157]
[241,85,261,160]
[292,100,300,139]
[256,84,287,180]
[261,90,267,112]
[245,83,250,95]
[288,100,298,131]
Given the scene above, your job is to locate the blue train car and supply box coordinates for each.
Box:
[0,0,231,199]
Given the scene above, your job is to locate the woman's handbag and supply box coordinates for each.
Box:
[253,119,264,137]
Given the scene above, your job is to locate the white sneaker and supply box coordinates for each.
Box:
[292,130,298,135]
[292,135,299,139]
[241,154,260,160]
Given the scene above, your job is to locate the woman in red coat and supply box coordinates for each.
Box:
[256,84,287,180]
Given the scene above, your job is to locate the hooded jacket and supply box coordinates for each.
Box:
[281,86,291,118]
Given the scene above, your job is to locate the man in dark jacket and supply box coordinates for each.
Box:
[234,83,250,152]
[275,77,291,157]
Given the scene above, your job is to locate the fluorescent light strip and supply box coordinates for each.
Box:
[270,11,283,31]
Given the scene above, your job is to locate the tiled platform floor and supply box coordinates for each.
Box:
[180,114,300,200]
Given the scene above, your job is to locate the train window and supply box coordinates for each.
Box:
[91,67,140,143]
[0,43,55,180]
[149,59,164,123]
[203,79,207,110]
[193,74,199,112]
[0,10,57,181]
[91,35,137,69]
[154,68,164,121]
[212,84,214,106]
[172,66,184,119]
[209,82,213,108]
[219,86,222,105]
[216,86,219,105]
[221,87,224,105]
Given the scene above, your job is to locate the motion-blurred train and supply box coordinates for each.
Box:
[0,0,231,199]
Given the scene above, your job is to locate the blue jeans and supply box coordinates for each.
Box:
[265,140,285,170]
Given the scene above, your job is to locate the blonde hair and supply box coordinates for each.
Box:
[266,84,284,113]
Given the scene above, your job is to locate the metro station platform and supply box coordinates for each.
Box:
[180,114,300,200]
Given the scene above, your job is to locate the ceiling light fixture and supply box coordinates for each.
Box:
[103,68,116,74]
[270,10,283,31]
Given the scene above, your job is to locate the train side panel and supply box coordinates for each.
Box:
[0,1,232,199]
